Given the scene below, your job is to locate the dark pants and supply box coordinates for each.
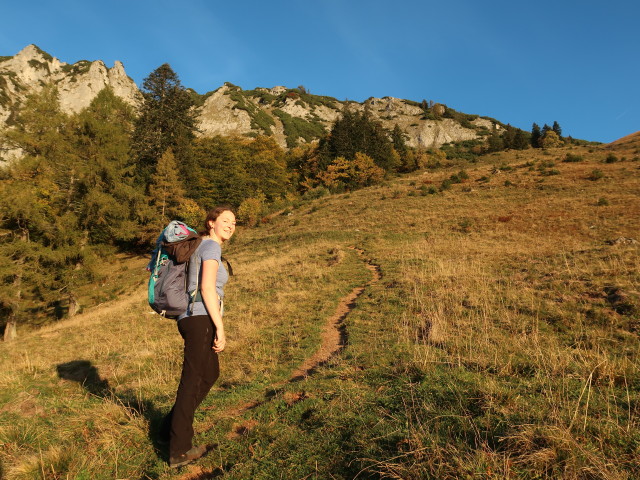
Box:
[160,315,219,457]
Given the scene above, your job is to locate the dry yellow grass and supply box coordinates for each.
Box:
[1,141,638,479]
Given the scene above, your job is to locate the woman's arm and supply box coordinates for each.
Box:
[200,258,226,352]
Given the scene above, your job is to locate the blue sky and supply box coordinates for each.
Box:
[2,0,638,143]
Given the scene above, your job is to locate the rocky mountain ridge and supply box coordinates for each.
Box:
[1,45,499,157]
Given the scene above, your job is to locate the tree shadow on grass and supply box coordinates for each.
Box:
[56,360,169,461]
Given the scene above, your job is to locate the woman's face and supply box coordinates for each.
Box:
[209,210,236,242]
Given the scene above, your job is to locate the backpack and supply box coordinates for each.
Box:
[147,220,202,318]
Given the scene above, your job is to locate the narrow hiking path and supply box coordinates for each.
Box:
[180,248,381,478]
[228,247,379,414]
[206,247,380,420]
[289,247,381,381]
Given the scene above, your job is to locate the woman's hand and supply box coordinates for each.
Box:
[213,331,226,352]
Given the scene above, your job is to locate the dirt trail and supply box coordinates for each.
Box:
[211,247,380,418]
[178,247,380,478]
[289,247,381,380]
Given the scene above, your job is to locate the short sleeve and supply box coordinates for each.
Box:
[200,239,222,264]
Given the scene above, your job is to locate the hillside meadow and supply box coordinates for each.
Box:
[0,141,639,479]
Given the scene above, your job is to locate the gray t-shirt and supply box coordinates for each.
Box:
[178,238,228,319]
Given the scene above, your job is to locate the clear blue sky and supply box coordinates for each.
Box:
[2,0,638,143]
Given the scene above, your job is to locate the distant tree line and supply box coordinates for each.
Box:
[530,121,564,148]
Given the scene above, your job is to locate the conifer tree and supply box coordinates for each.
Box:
[512,129,530,150]
[531,123,542,148]
[0,86,79,334]
[131,64,196,185]
[502,125,516,150]
[148,148,186,222]
[552,121,562,139]
[319,108,398,172]
[73,88,148,245]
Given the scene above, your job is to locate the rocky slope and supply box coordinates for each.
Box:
[1,45,500,158]
[0,45,141,121]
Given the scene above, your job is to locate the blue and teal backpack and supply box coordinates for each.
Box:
[147,221,202,318]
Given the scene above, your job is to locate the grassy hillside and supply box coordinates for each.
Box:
[1,142,639,479]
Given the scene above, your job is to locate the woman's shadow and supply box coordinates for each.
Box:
[56,360,169,460]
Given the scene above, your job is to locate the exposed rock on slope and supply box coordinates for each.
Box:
[0,44,141,125]
[1,45,501,157]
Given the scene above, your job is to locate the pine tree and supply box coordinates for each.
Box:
[319,108,398,172]
[531,123,542,148]
[513,129,530,150]
[487,130,504,152]
[131,64,196,185]
[552,121,562,139]
[502,125,517,150]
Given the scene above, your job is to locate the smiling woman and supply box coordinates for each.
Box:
[159,205,236,468]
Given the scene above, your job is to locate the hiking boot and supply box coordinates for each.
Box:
[169,445,207,468]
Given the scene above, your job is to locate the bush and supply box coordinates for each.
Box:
[563,153,583,163]
[457,218,473,233]
[604,153,618,163]
[588,169,604,181]
[238,193,266,227]
[302,186,330,200]
[419,185,437,196]
[440,179,452,191]
[596,197,609,206]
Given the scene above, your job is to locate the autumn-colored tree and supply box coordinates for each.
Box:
[318,152,385,191]
[238,192,267,227]
[190,136,291,208]
[72,88,148,245]
[148,148,186,222]
[244,136,290,201]
[539,130,563,148]
[0,86,82,334]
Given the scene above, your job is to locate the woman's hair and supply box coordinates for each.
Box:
[201,205,234,235]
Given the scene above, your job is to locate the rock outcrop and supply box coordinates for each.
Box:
[0,45,141,123]
[1,45,501,159]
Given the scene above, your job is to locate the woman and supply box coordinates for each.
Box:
[160,206,236,468]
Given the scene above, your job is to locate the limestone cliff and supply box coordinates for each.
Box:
[1,45,501,160]
[0,45,141,124]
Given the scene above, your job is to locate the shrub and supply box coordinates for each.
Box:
[563,153,583,162]
[302,186,329,200]
[457,218,473,233]
[588,169,604,181]
[604,153,618,163]
[419,185,437,196]
[596,197,609,206]
[440,179,452,191]
[238,193,267,227]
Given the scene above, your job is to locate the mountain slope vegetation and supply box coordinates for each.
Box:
[1,141,638,479]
